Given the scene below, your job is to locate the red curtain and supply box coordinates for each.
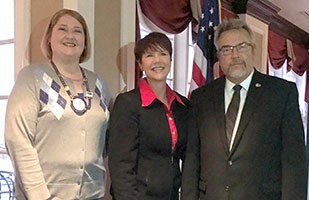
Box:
[268,30,287,69]
[289,43,309,76]
[268,30,309,102]
[268,30,309,74]
[138,0,237,35]
[139,0,196,34]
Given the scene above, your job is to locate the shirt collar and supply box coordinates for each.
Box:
[139,78,184,108]
[225,70,254,92]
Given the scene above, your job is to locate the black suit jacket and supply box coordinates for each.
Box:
[181,70,307,200]
[108,87,189,200]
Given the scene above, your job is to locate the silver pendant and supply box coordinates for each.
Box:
[71,96,87,115]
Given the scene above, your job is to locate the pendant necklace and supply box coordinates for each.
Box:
[51,60,93,115]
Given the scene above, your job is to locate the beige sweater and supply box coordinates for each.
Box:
[5,63,111,200]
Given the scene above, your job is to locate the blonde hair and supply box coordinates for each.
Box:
[40,9,91,63]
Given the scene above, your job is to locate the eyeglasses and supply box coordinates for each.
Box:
[218,42,252,56]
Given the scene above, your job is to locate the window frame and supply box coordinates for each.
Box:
[0,0,30,145]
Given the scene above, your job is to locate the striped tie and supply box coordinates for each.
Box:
[226,85,242,147]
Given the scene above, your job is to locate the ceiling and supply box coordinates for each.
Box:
[267,0,309,33]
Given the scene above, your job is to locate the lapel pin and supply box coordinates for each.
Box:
[255,83,262,88]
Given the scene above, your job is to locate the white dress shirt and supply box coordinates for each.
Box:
[225,71,253,150]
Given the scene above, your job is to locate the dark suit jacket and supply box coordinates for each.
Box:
[108,87,189,200]
[181,70,307,200]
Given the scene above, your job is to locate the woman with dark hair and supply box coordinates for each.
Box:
[5,9,111,200]
[108,32,189,200]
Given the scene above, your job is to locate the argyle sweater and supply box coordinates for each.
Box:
[5,63,111,200]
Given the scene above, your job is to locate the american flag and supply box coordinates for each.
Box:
[189,0,221,95]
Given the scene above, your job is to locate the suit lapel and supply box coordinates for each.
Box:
[213,78,230,154]
[229,71,264,154]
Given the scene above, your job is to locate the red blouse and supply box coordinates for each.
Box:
[139,78,184,151]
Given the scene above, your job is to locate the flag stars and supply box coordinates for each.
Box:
[209,7,214,14]
[190,0,220,91]
[209,21,214,27]
[201,13,205,20]
[200,26,206,32]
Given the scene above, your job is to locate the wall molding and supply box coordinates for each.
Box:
[221,0,309,48]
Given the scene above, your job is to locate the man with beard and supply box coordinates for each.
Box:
[181,18,307,200]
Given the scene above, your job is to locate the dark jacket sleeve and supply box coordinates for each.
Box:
[281,83,307,199]
[181,91,200,200]
[107,91,140,200]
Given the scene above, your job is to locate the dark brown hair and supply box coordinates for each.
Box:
[134,32,172,63]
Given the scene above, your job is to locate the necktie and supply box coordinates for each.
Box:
[226,85,242,147]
